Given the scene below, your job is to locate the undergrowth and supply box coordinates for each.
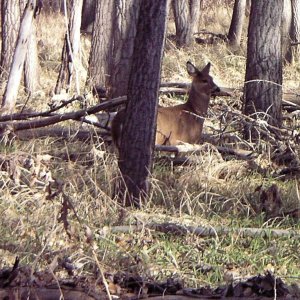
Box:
[0,2,299,291]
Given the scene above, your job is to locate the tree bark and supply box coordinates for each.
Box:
[55,0,83,95]
[24,18,40,94]
[290,0,300,59]
[1,0,39,114]
[282,0,292,63]
[19,0,40,94]
[117,0,168,207]
[227,0,246,47]
[109,0,141,98]
[0,0,20,81]
[172,0,200,47]
[86,0,114,95]
[244,0,283,141]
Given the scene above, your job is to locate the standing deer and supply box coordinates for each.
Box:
[111,61,219,148]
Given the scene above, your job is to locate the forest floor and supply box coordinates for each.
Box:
[1,4,300,299]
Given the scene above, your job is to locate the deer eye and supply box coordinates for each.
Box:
[202,79,208,83]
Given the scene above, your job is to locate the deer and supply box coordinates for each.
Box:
[111,61,220,148]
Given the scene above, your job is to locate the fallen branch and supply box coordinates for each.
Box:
[108,222,300,238]
[0,96,126,132]
[0,96,83,122]
[14,127,111,141]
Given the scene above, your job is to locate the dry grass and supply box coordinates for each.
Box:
[0,2,300,291]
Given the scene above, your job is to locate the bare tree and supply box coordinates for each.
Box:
[1,0,40,114]
[117,0,168,207]
[291,0,300,59]
[172,0,200,47]
[244,0,283,140]
[24,18,40,94]
[227,0,247,47]
[0,0,20,81]
[282,0,300,63]
[282,0,292,63]
[87,0,141,99]
[20,0,40,94]
[55,0,83,95]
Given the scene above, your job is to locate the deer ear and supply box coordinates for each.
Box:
[186,61,198,76]
[201,62,211,74]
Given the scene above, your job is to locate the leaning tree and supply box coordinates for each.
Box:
[1,0,41,114]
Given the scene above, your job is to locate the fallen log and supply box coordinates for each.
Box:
[14,127,110,141]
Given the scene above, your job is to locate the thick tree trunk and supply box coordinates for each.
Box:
[109,0,141,98]
[227,0,246,47]
[117,1,168,207]
[244,0,283,141]
[172,0,200,47]
[86,0,114,95]
[0,0,20,81]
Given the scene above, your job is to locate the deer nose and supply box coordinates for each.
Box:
[213,85,221,93]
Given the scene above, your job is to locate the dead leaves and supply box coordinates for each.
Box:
[0,152,53,189]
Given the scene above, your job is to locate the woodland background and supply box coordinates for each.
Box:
[0,0,299,299]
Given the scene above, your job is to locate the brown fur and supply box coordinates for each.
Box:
[111,62,219,148]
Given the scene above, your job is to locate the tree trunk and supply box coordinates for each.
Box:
[0,0,20,81]
[227,0,246,47]
[87,0,141,99]
[20,0,40,94]
[81,0,95,33]
[109,0,141,98]
[117,0,168,207]
[244,0,283,141]
[55,0,83,95]
[1,0,39,114]
[291,0,300,59]
[282,0,292,63]
[86,0,115,96]
[172,0,200,47]
[24,19,40,94]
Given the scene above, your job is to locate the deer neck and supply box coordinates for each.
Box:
[186,86,210,116]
